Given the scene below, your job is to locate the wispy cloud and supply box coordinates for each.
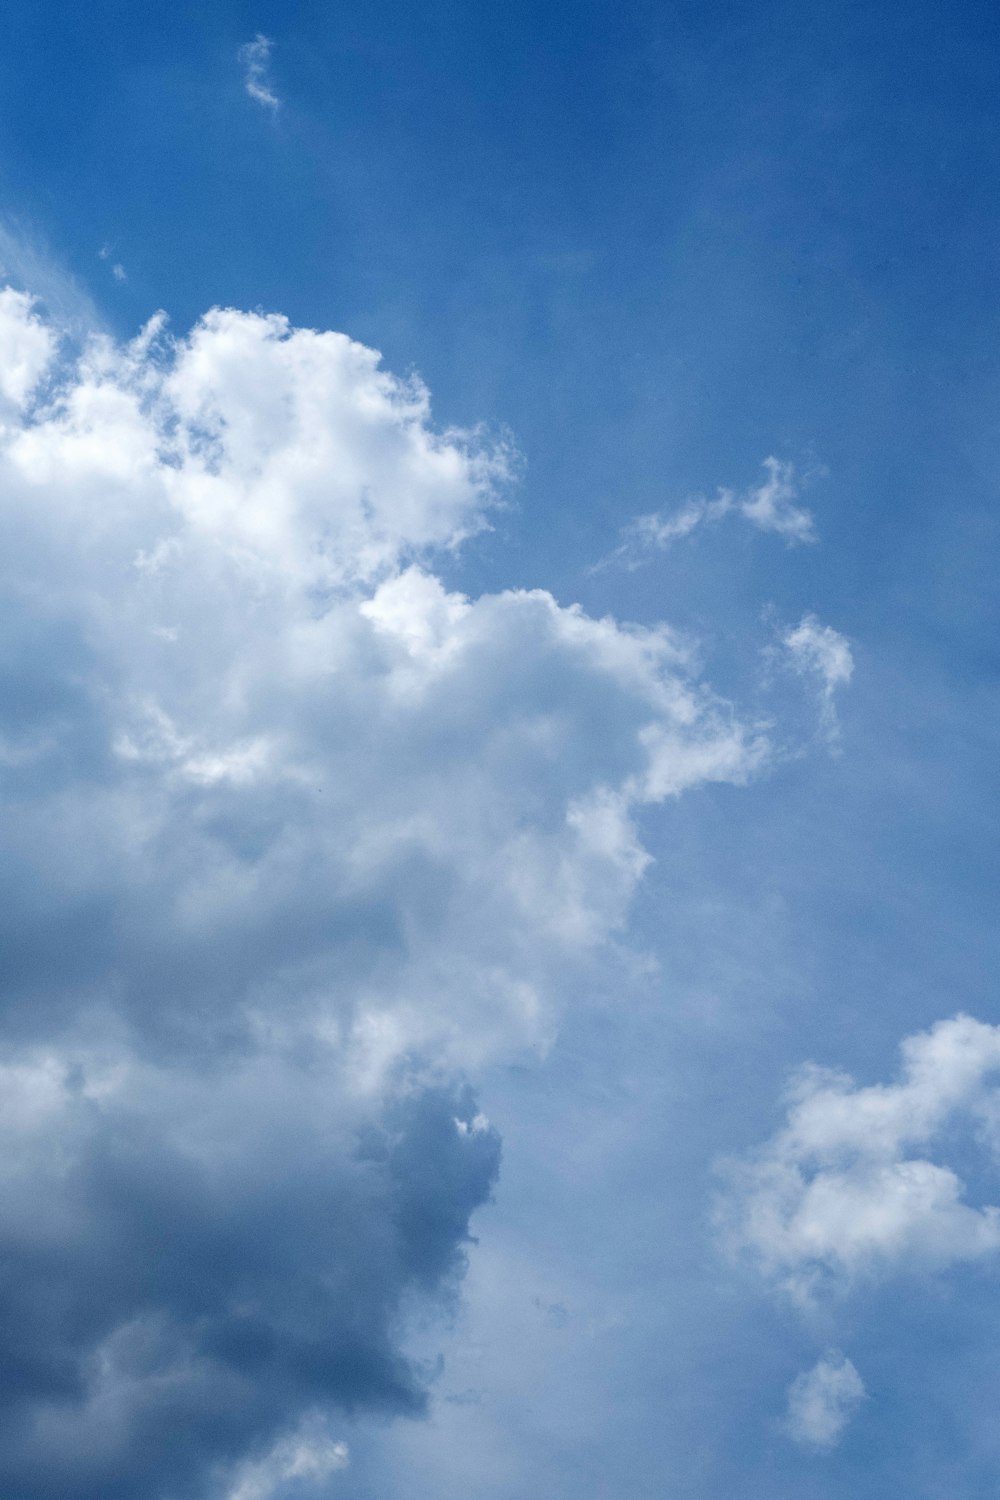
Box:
[239,33,280,110]
[98,243,127,281]
[0,217,100,335]
[600,458,817,571]
[780,614,853,742]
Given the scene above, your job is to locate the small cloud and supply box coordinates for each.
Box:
[718,1014,1000,1303]
[781,614,853,741]
[98,244,127,281]
[601,458,817,571]
[624,491,732,555]
[785,1352,866,1450]
[741,457,816,543]
[226,1415,348,1500]
[239,34,280,110]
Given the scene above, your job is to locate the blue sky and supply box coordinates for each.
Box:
[1,2,1000,1497]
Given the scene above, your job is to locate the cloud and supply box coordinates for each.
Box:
[780,614,853,740]
[0,1059,498,1498]
[227,1415,348,1499]
[785,1352,866,1449]
[0,288,787,1496]
[739,458,816,542]
[0,287,56,407]
[606,458,816,569]
[239,34,280,110]
[0,219,101,336]
[98,245,128,283]
[719,1015,1000,1301]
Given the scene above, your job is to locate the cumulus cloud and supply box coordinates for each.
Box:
[720,1015,1000,1302]
[607,457,816,568]
[0,288,785,1496]
[785,1352,865,1449]
[239,34,279,110]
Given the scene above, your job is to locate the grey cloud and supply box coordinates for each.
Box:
[0,1061,498,1499]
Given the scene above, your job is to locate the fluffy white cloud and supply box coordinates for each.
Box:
[0,287,56,408]
[610,457,816,566]
[0,287,790,1497]
[720,1015,1000,1300]
[0,293,768,1074]
[785,1352,865,1449]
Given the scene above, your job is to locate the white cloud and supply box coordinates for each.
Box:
[0,284,833,1495]
[0,289,773,1075]
[785,1352,866,1449]
[0,287,56,407]
[740,457,816,542]
[780,614,853,740]
[608,457,816,568]
[239,34,280,110]
[227,1416,348,1499]
[720,1015,1000,1300]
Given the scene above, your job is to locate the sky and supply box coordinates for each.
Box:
[1,1,1000,1496]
